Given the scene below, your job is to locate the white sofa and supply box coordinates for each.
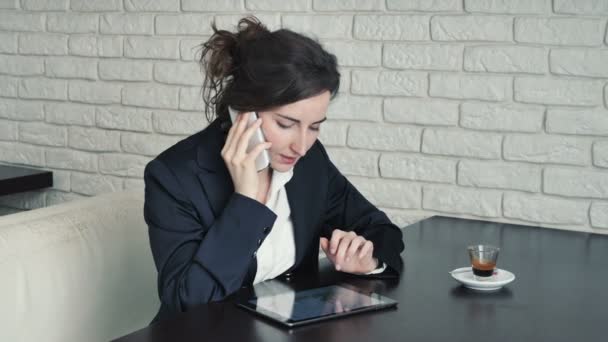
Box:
[0,190,159,342]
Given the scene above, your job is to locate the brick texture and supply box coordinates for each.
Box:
[0,4,605,234]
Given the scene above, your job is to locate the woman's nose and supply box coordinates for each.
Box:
[291,133,307,156]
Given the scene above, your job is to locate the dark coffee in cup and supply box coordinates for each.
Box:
[471,258,495,277]
[468,244,500,281]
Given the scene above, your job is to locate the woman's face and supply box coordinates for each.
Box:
[258,91,330,172]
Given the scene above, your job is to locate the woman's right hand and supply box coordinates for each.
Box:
[221,113,272,200]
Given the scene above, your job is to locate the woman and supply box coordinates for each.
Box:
[144,16,404,322]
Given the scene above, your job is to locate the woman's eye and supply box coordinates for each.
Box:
[277,122,293,129]
[309,126,320,132]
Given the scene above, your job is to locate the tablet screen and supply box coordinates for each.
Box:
[238,285,397,327]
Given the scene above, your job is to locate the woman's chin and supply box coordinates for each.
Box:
[270,161,294,173]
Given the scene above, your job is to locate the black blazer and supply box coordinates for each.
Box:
[144,119,404,322]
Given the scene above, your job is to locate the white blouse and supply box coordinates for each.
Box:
[253,168,296,284]
[252,169,386,284]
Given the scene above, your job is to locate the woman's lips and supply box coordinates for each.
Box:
[279,154,297,165]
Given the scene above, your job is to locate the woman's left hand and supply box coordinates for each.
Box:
[320,229,378,274]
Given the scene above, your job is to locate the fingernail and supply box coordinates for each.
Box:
[335,264,341,271]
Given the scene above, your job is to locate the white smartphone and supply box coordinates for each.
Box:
[228,107,271,172]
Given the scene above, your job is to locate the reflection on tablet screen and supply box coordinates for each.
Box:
[251,286,383,322]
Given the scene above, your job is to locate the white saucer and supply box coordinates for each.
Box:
[450,267,515,291]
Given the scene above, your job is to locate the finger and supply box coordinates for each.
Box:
[234,116,263,158]
[221,124,236,157]
[359,240,374,260]
[335,300,343,313]
[319,237,329,254]
[335,233,355,269]
[223,114,240,152]
[320,238,338,265]
[345,236,366,263]
[223,113,248,158]
[329,229,346,254]
[243,141,272,165]
[332,238,346,270]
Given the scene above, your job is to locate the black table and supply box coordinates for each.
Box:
[0,164,53,196]
[114,216,608,342]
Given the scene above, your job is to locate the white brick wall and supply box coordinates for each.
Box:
[594,141,608,168]
[514,77,603,106]
[384,44,462,71]
[504,135,591,166]
[153,61,201,86]
[68,126,121,152]
[22,0,68,11]
[550,49,608,78]
[460,102,544,132]
[422,129,502,159]
[423,185,502,218]
[182,0,242,12]
[0,32,17,53]
[99,60,153,81]
[465,0,550,14]
[68,35,122,57]
[47,13,98,33]
[285,15,352,39]
[100,14,154,35]
[388,0,460,12]
[68,80,121,104]
[458,160,541,192]
[385,98,458,126]
[324,41,382,67]
[430,73,511,101]
[0,3,607,234]
[0,55,45,76]
[347,123,421,152]
[354,15,428,41]
[155,14,214,35]
[554,0,608,15]
[352,70,427,96]
[431,15,512,42]
[464,46,547,74]
[315,0,384,11]
[45,57,97,80]
[379,153,455,183]
[514,17,605,46]
[326,148,378,177]
[503,192,588,225]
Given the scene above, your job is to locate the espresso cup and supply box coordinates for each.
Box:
[467,245,499,281]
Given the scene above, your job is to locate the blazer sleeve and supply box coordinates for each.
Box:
[144,159,277,313]
[318,146,404,276]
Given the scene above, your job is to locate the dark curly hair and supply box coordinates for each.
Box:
[198,16,340,125]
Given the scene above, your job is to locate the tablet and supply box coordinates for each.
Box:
[236,285,397,327]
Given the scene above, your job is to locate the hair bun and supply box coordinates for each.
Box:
[200,16,269,81]
[236,16,270,43]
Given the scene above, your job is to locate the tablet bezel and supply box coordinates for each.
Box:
[236,285,398,328]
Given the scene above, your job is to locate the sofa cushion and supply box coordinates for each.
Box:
[0,190,159,342]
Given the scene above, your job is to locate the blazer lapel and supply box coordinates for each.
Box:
[286,155,321,268]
